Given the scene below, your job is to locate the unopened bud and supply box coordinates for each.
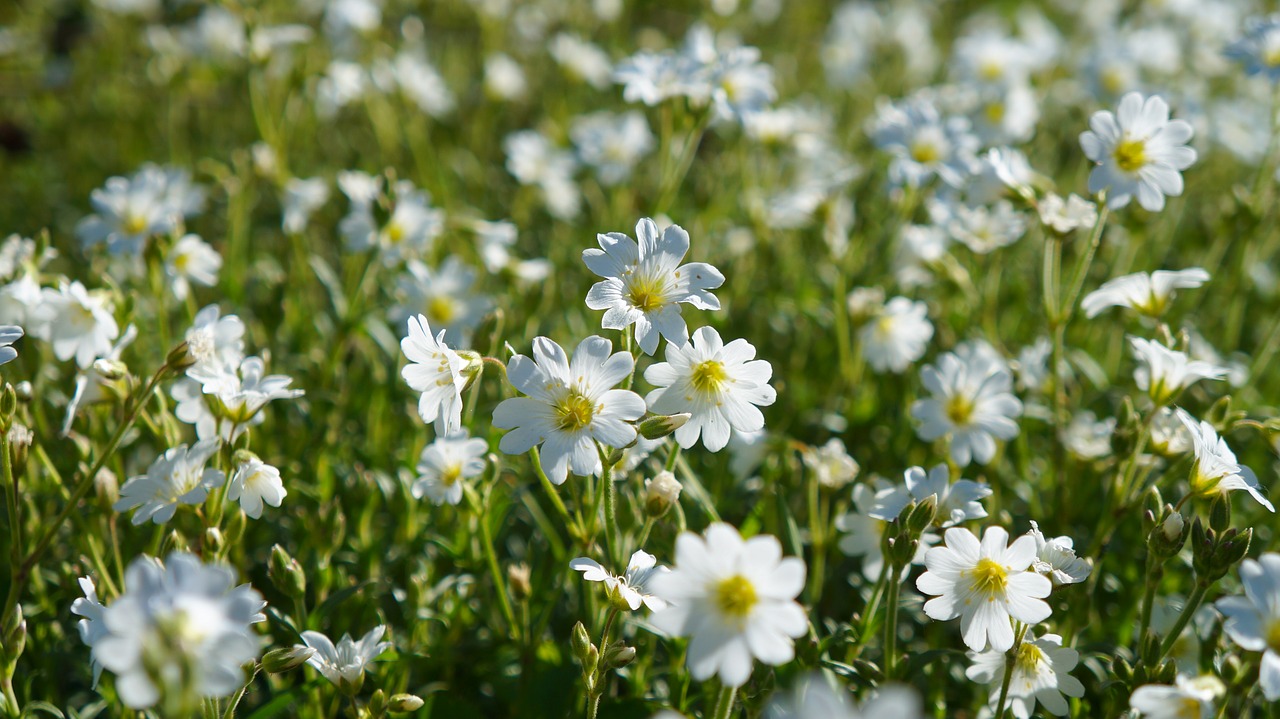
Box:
[367,689,387,715]
[1209,493,1232,533]
[204,527,225,554]
[644,471,682,517]
[508,562,531,601]
[457,351,484,390]
[12,381,31,403]
[269,544,306,600]
[571,621,593,663]
[638,413,691,440]
[261,645,316,673]
[906,496,938,535]
[0,384,15,432]
[1,605,25,668]
[94,467,119,508]
[232,449,260,466]
[603,640,636,669]
[92,358,128,381]
[388,694,425,713]
[7,423,31,476]
[162,529,189,554]
[1161,511,1184,542]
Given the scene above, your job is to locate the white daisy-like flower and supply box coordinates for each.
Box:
[227,456,286,519]
[801,438,860,490]
[392,257,492,346]
[114,440,225,525]
[1150,407,1193,456]
[0,325,21,365]
[948,200,1027,254]
[836,482,929,581]
[569,549,669,611]
[549,33,613,89]
[870,464,992,528]
[399,314,468,435]
[492,336,645,484]
[484,53,527,101]
[282,177,329,235]
[1025,522,1091,586]
[1129,338,1228,405]
[711,46,777,123]
[647,523,807,687]
[164,234,221,301]
[911,348,1023,467]
[858,297,933,374]
[1176,409,1274,511]
[70,576,108,686]
[1062,411,1115,460]
[871,96,979,189]
[1130,675,1224,719]
[965,632,1086,718]
[75,166,179,256]
[571,111,654,186]
[765,675,923,719]
[189,356,304,427]
[1081,268,1210,319]
[1215,553,1280,700]
[1225,15,1280,82]
[183,305,246,374]
[915,525,1052,652]
[37,281,120,369]
[376,183,445,265]
[298,625,392,694]
[504,129,581,221]
[644,326,776,452]
[583,218,724,355]
[1037,193,1098,234]
[90,552,265,709]
[411,431,488,506]
[1079,92,1197,211]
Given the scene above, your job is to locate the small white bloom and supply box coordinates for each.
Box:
[1225,15,1280,82]
[837,481,936,580]
[766,675,923,719]
[70,576,107,686]
[412,432,488,506]
[583,218,724,355]
[911,348,1023,467]
[802,439,860,490]
[570,550,669,611]
[184,305,246,373]
[858,297,933,374]
[949,200,1027,254]
[1038,193,1098,234]
[711,46,777,122]
[571,111,654,186]
[299,626,392,693]
[114,440,225,525]
[188,356,304,427]
[1150,407,1193,456]
[1130,337,1227,405]
[645,326,776,452]
[1177,409,1274,511]
[965,632,1086,718]
[916,525,1052,652]
[549,33,612,88]
[0,325,21,365]
[871,464,992,528]
[1215,553,1280,700]
[1079,92,1197,211]
[1062,411,1115,459]
[227,457,286,519]
[648,523,807,687]
[392,258,491,345]
[38,281,120,369]
[485,53,527,100]
[1026,522,1092,586]
[164,234,221,301]
[399,314,468,435]
[1082,268,1210,319]
[282,177,329,235]
[493,336,645,484]
[871,96,979,189]
[1130,675,1224,719]
[504,130,580,221]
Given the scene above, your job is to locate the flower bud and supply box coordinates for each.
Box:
[164,340,197,373]
[603,641,636,669]
[571,621,593,663]
[232,449,260,466]
[644,471,682,517]
[508,562,531,601]
[7,424,31,477]
[162,529,189,554]
[1208,494,1231,533]
[389,694,425,713]
[204,527,225,555]
[638,413,691,440]
[12,382,31,403]
[94,467,119,509]
[1,604,25,668]
[1161,511,1185,543]
[269,544,306,601]
[367,689,387,714]
[906,495,938,535]
[261,646,316,673]
[0,384,14,432]
[92,358,128,381]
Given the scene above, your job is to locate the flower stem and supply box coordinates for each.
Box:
[529,446,580,540]
[466,484,519,642]
[710,682,738,719]
[882,564,903,679]
[601,449,619,568]
[1156,581,1209,663]
[995,622,1029,719]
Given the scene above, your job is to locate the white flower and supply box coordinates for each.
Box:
[504,130,580,220]
[282,177,329,235]
[400,314,468,434]
[549,33,613,89]
[802,438,860,490]
[1177,409,1274,511]
[1037,193,1098,234]
[164,234,221,301]
[114,440,225,525]
[1062,411,1116,460]
[189,356,304,427]
[1082,268,1210,319]
[965,632,1086,718]
[227,457,286,519]
[911,348,1023,467]
[336,170,383,248]
[766,675,923,719]
[871,96,979,188]
[647,523,807,687]
[1079,92,1197,211]
[298,625,391,693]
[915,525,1051,652]
[571,111,654,186]
[70,576,107,685]
[870,464,992,528]
[384,50,454,117]
[1130,675,1224,719]
[711,46,777,122]
[493,336,645,484]
[38,281,120,369]
[644,326,776,452]
[570,550,669,611]
[1026,522,1092,586]
[392,258,491,346]
[485,53,527,100]
[858,297,933,374]
[948,200,1027,254]
[1130,338,1227,405]
[0,275,41,330]
[91,552,265,709]
[76,167,179,255]
[183,305,246,374]
[1225,15,1280,82]
[412,432,488,506]
[583,218,724,355]
[1150,407,1193,456]
[1215,553,1280,700]
[0,325,21,365]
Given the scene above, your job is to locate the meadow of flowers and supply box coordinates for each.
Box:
[4,0,1280,716]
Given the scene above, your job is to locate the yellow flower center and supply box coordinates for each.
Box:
[1014,642,1045,675]
[910,140,940,165]
[626,274,666,313]
[1267,620,1280,654]
[555,390,596,432]
[875,315,896,337]
[1265,45,1280,68]
[122,213,149,235]
[945,394,975,426]
[427,296,457,325]
[174,252,191,273]
[979,61,1003,82]
[1101,68,1125,95]
[1177,698,1201,719]
[440,463,463,486]
[1113,138,1148,173]
[714,574,758,620]
[387,221,406,244]
[969,557,1008,599]
[984,101,1006,124]
[690,360,728,394]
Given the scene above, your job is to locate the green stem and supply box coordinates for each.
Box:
[466,485,519,641]
[856,560,890,646]
[710,682,738,719]
[601,449,619,568]
[1060,204,1110,324]
[530,446,580,540]
[1136,554,1160,646]
[882,564,903,679]
[1156,581,1210,663]
[586,608,621,719]
[994,623,1028,719]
